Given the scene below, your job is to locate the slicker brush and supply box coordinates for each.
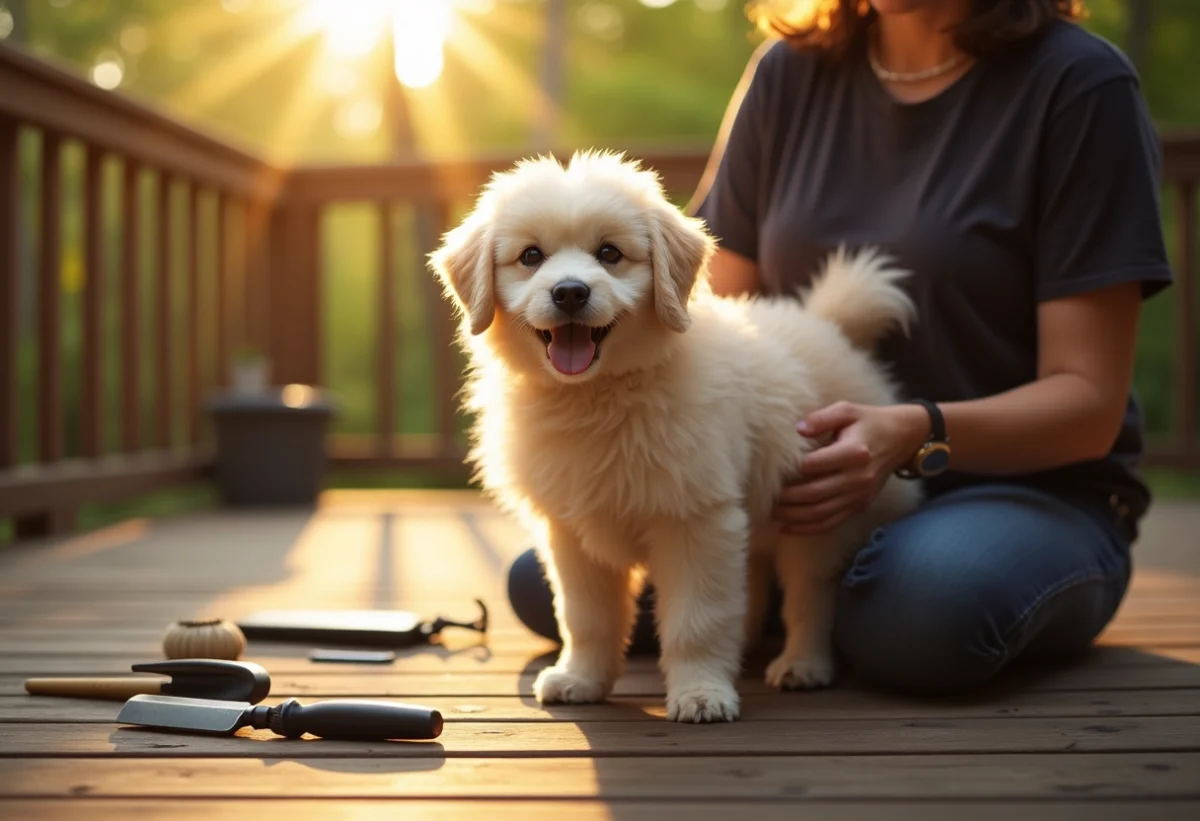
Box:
[162,619,247,660]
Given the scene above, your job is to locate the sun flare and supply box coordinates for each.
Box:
[394,0,453,88]
[298,0,453,88]
[299,0,390,57]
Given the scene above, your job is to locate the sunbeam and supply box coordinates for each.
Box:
[261,36,340,164]
[170,21,317,114]
[100,0,546,160]
[393,0,453,88]
[438,12,554,140]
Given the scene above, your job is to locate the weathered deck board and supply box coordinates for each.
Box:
[1,629,1195,661]
[4,685,1199,723]
[4,799,1199,821]
[0,489,1198,817]
[2,754,1198,799]
[2,716,1197,756]
[1,642,1195,675]
[4,663,1200,697]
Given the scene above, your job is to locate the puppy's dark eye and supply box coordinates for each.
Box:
[519,246,544,267]
[596,244,623,264]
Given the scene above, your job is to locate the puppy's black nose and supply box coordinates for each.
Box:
[551,280,590,315]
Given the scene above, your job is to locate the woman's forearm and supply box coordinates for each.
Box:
[909,281,1142,477]
[927,373,1127,476]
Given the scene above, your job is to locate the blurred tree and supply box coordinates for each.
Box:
[28,0,169,61]
[536,0,566,150]
[13,0,1200,159]
[6,0,27,43]
[1127,0,1153,70]
[1084,0,1200,127]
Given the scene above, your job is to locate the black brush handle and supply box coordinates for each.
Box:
[263,698,443,741]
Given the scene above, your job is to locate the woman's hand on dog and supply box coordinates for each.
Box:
[773,402,930,534]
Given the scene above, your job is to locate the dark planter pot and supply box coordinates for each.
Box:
[207,386,335,507]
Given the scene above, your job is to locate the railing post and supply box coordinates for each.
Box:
[80,145,105,459]
[186,182,201,446]
[155,171,173,451]
[1175,179,1197,458]
[215,191,229,389]
[268,202,322,386]
[243,199,271,362]
[0,118,18,471]
[121,158,142,454]
[377,201,396,456]
[39,131,63,464]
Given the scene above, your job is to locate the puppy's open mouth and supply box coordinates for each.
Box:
[535,323,613,376]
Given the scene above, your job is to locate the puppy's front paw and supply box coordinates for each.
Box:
[765,649,835,690]
[534,665,609,705]
[666,681,740,723]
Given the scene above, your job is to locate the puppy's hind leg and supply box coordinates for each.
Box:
[742,537,775,656]
[765,530,850,690]
[646,504,749,723]
[534,520,637,706]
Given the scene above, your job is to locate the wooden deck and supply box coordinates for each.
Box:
[0,489,1198,820]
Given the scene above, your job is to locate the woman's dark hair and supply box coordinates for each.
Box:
[748,1,1088,60]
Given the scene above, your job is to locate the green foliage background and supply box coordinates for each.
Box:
[15,1,1200,156]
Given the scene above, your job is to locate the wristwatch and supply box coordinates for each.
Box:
[896,399,951,479]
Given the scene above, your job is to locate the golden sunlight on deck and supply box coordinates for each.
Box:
[0,490,1198,819]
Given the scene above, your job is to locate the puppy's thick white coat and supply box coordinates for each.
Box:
[430,151,921,723]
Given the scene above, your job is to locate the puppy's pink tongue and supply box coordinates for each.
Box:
[547,324,597,375]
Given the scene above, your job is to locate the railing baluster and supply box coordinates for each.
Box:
[267,203,321,386]
[243,200,270,361]
[267,205,290,384]
[156,173,172,450]
[80,145,105,459]
[38,131,63,463]
[1176,180,1197,457]
[121,158,141,453]
[0,119,18,470]
[186,183,200,446]
[377,201,396,456]
[426,202,457,459]
[302,205,321,386]
[215,191,229,389]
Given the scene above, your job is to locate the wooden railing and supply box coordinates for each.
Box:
[1163,135,1200,471]
[0,40,1197,540]
[0,42,281,536]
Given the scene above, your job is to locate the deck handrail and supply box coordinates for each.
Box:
[0,42,1197,539]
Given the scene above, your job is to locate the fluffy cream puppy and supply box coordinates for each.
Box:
[429,151,921,723]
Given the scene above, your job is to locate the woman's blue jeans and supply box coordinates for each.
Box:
[505,483,1137,696]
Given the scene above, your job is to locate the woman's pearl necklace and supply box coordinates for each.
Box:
[867,37,966,84]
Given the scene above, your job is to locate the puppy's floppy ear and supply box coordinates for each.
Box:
[648,203,716,333]
[429,214,496,336]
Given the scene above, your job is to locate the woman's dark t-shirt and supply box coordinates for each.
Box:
[692,20,1174,527]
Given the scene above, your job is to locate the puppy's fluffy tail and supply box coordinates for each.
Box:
[801,246,915,351]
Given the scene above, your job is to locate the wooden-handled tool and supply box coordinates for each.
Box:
[23,659,271,703]
[24,677,170,700]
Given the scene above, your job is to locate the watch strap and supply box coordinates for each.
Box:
[909,398,946,443]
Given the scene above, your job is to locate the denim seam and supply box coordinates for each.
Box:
[998,568,1117,661]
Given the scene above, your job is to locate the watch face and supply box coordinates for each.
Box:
[920,444,951,475]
